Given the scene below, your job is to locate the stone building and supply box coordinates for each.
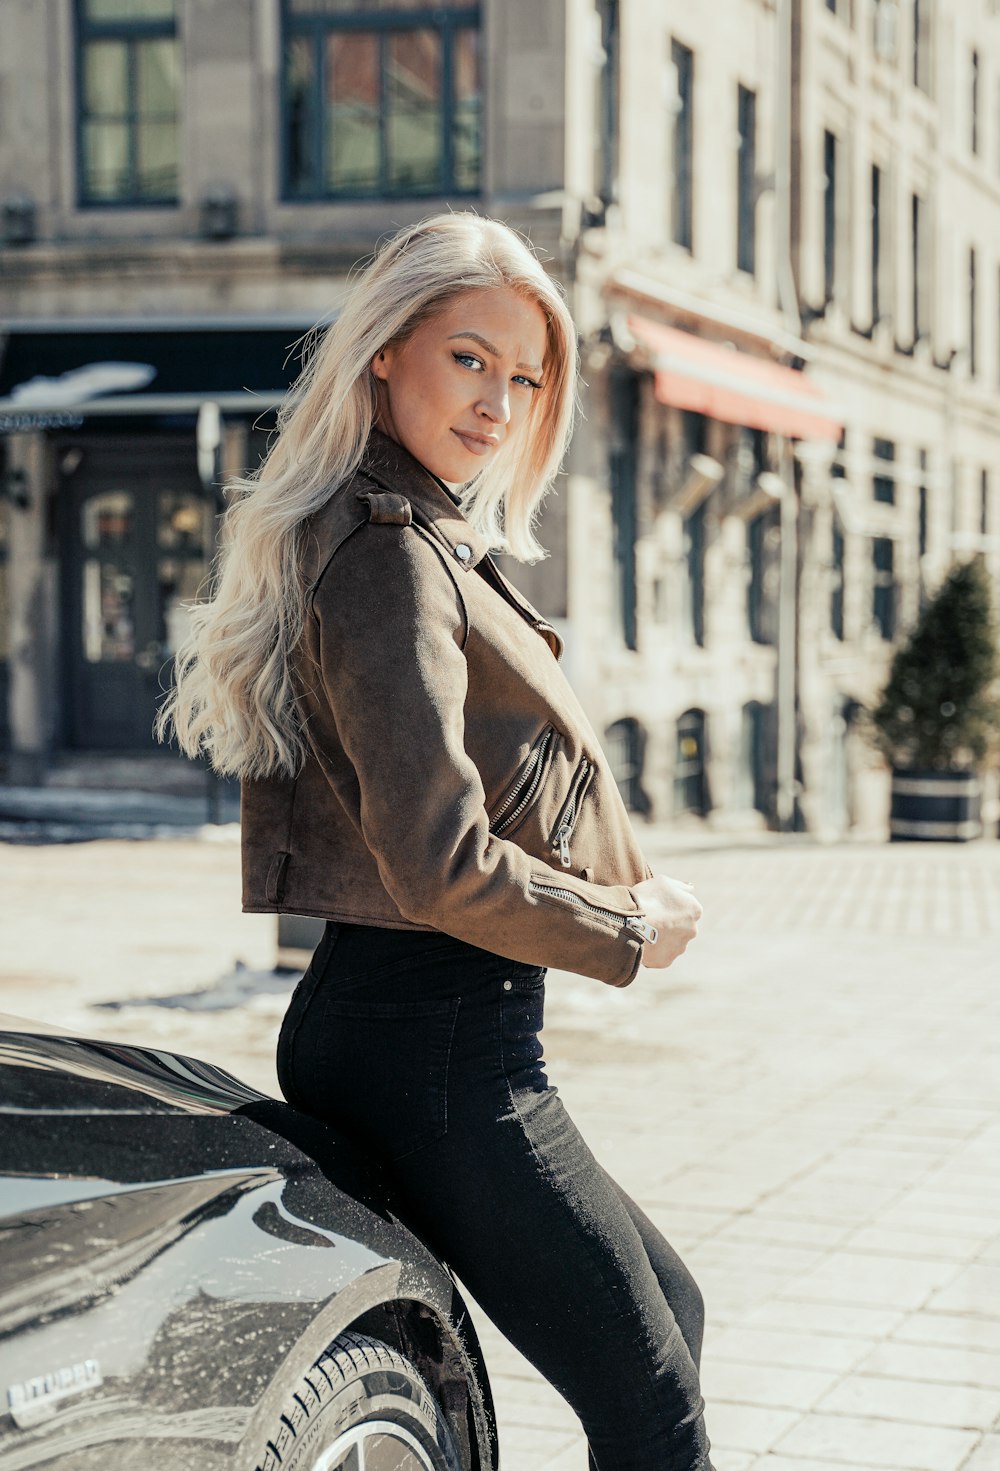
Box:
[525,0,1000,838]
[1,0,998,839]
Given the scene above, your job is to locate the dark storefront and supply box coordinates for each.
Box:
[0,320,311,760]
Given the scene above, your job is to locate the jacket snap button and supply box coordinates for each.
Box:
[503,979,513,991]
[455,543,472,562]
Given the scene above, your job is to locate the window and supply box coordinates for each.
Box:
[596,0,620,207]
[871,164,882,324]
[911,192,929,342]
[737,85,757,275]
[873,0,899,62]
[873,437,895,504]
[831,515,845,640]
[75,0,179,205]
[972,50,980,155]
[739,702,773,816]
[674,710,710,817]
[747,504,779,645]
[671,39,694,251]
[913,0,931,92]
[969,246,978,377]
[872,537,896,639]
[609,368,639,651]
[680,410,707,646]
[918,448,929,558]
[283,0,481,200]
[605,718,647,814]
[823,130,838,302]
[981,468,990,534]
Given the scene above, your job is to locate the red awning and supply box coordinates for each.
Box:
[628,316,842,442]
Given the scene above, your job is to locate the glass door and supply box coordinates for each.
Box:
[62,438,211,749]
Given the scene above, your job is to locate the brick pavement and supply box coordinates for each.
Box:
[1,829,999,1470]
[465,835,1000,1471]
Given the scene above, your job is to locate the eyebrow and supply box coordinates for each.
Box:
[447,330,544,376]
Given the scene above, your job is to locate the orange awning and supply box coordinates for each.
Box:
[628,316,842,442]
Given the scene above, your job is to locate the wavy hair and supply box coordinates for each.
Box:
[155,211,579,780]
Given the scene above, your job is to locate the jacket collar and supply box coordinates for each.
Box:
[357,428,564,659]
[359,429,493,571]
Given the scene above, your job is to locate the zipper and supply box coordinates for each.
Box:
[529,880,659,944]
[490,727,557,837]
[551,758,592,868]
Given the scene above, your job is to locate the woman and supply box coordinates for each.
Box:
[158,212,713,1471]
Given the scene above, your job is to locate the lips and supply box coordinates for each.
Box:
[452,429,500,456]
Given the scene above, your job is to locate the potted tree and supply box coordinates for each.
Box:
[865,556,1000,841]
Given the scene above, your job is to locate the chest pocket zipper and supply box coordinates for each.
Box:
[490,727,557,838]
[551,758,593,869]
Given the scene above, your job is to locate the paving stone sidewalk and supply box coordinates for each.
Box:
[467,834,1000,1471]
[1,828,998,1470]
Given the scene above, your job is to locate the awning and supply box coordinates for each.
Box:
[628,316,842,442]
[0,320,314,427]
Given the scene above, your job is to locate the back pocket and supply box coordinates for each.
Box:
[318,995,461,1161]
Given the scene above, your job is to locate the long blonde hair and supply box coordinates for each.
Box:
[155,212,579,781]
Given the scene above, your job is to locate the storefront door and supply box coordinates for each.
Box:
[61,437,214,750]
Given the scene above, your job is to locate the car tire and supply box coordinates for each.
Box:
[255,1329,464,1471]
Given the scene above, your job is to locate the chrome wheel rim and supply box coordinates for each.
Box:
[311,1419,440,1471]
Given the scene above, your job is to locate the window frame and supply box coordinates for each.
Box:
[670,38,694,253]
[911,190,930,343]
[279,1,482,204]
[969,244,978,377]
[912,0,932,94]
[971,48,980,156]
[823,129,838,304]
[830,514,845,641]
[872,536,896,641]
[873,437,896,505]
[596,0,620,208]
[870,162,882,325]
[74,0,180,210]
[736,83,757,277]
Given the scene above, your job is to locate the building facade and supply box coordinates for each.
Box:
[529,0,1000,839]
[2,0,998,838]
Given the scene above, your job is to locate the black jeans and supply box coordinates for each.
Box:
[277,921,714,1471]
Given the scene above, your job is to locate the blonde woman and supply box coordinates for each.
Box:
[159,213,713,1471]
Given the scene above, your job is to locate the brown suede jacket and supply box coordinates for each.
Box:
[240,429,655,987]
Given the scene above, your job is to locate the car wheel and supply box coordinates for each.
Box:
[255,1329,464,1471]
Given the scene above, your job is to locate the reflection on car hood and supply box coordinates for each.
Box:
[0,1019,269,1115]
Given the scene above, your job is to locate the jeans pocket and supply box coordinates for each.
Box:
[499,970,548,1093]
[319,994,462,1161]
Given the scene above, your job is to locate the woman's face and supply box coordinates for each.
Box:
[371,286,549,483]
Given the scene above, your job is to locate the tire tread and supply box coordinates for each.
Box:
[253,1330,458,1471]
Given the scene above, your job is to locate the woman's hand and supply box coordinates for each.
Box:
[631,874,703,970]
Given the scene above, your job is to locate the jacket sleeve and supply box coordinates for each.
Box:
[311,521,648,987]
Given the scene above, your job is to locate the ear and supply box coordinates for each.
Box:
[370,348,389,381]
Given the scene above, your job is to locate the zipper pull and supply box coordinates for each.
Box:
[626,915,659,944]
[557,831,571,868]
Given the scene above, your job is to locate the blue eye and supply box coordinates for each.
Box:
[514,374,543,391]
[453,351,484,371]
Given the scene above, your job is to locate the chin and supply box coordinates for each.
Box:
[427,445,492,484]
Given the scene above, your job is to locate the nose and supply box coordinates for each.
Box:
[476,384,511,426]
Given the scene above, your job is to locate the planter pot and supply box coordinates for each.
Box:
[889,768,982,842]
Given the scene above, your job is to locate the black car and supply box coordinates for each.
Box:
[0,1014,498,1471]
